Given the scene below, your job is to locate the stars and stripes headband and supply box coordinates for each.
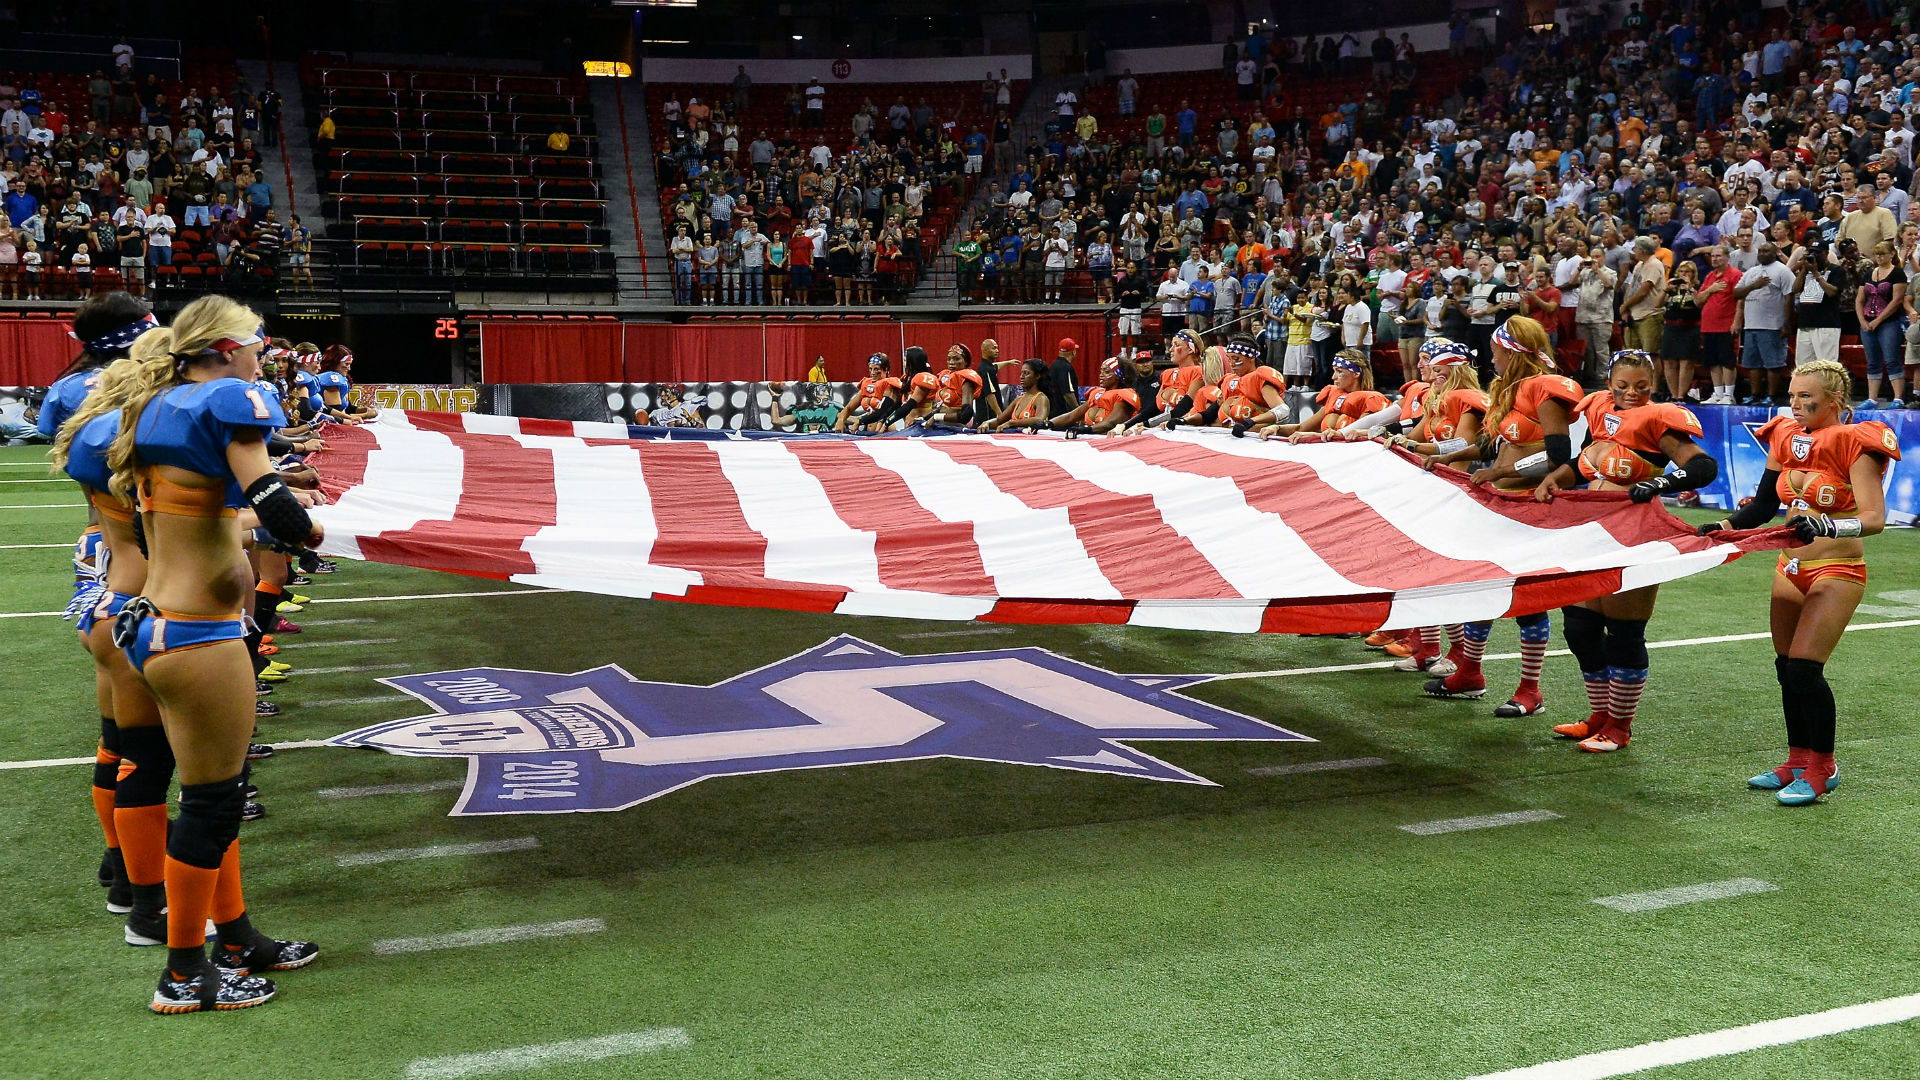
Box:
[70,313,156,353]
[202,326,267,355]
[1332,356,1365,374]
[1224,342,1261,360]
[1172,329,1203,351]
[1100,356,1122,377]
[1428,348,1472,367]
[1491,322,1551,365]
[1609,348,1655,370]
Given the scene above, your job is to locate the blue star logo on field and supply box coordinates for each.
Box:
[328,636,1311,816]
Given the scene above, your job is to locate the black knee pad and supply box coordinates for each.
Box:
[168,774,246,870]
[1561,606,1607,672]
[1602,617,1649,670]
[94,716,121,789]
[1782,657,1836,753]
[114,725,176,808]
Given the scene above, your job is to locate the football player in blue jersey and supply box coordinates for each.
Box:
[316,344,378,423]
[106,295,320,1014]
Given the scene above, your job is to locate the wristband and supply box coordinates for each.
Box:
[1513,450,1552,478]
[1834,516,1864,538]
[1435,438,1468,455]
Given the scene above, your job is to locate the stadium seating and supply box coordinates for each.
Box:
[301,57,614,287]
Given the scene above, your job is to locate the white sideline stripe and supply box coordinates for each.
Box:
[301,693,413,706]
[0,502,84,509]
[338,836,540,866]
[404,1029,691,1079]
[898,626,1016,638]
[0,736,338,771]
[1593,878,1778,913]
[1202,618,1920,682]
[0,587,566,619]
[297,617,376,626]
[317,779,466,799]
[371,918,605,956]
[1399,809,1562,835]
[289,637,401,649]
[0,542,71,549]
[293,663,411,676]
[0,478,65,483]
[1462,991,1920,1080]
[1247,756,1389,777]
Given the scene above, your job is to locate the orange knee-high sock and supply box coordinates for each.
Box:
[116,803,170,885]
[91,751,120,849]
[164,856,219,953]
[211,840,246,926]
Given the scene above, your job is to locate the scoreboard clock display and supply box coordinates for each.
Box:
[267,313,470,384]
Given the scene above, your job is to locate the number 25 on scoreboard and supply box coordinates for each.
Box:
[433,318,460,340]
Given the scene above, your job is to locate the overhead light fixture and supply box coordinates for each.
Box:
[640,38,691,44]
[792,34,803,40]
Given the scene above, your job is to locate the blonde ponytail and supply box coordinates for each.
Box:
[49,354,147,474]
[104,296,263,501]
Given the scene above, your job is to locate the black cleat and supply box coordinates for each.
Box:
[289,574,311,586]
[104,848,131,913]
[97,848,114,888]
[213,937,319,975]
[313,559,338,574]
[246,743,274,760]
[255,681,273,697]
[255,699,281,718]
[125,908,167,946]
[241,801,266,822]
[151,963,275,1013]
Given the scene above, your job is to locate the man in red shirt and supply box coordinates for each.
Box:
[1696,244,1742,404]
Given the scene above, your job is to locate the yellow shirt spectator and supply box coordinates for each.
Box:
[1075,113,1097,142]
[547,129,571,153]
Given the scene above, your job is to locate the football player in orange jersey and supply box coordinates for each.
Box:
[1260,350,1386,440]
[834,352,902,432]
[1214,336,1288,430]
[979,359,1053,431]
[1051,357,1141,434]
[872,346,942,430]
[1701,359,1901,804]
[933,344,985,425]
[1427,316,1582,717]
[1132,345,1228,430]
[1530,350,1720,752]
[1336,335,1444,445]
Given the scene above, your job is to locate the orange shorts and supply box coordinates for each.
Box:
[1775,555,1868,596]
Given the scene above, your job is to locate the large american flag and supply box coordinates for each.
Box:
[310,411,1788,634]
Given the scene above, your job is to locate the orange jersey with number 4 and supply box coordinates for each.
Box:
[1758,416,1901,515]
[1084,387,1141,426]
[1496,373,1583,444]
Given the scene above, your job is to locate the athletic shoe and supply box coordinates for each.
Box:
[125,908,167,947]
[1578,728,1629,752]
[286,593,311,606]
[1425,656,1459,677]
[255,681,273,696]
[1393,653,1438,672]
[1493,690,1545,718]
[313,560,338,573]
[97,849,114,889]
[273,618,302,634]
[256,643,279,657]
[244,783,258,799]
[1363,631,1397,649]
[275,600,303,614]
[151,964,275,1014]
[289,575,311,586]
[1889,400,1909,410]
[1423,672,1486,699]
[1552,714,1607,740]
[264,659,291,673]
[213,937,320,975]
[257,668,288,684]
[1747,766,1800,790]
[241,801,266,821]
[1383,640,1417,658]
[246,743,274,760]
[255,699,281,718]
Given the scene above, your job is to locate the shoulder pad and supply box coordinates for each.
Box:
[316,371,350,390]
[1755,414,1794,448]
[1857,420,1902,461]
[204,378,289,429]
[1659,403,1703,435]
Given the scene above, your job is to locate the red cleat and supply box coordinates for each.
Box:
[1552,713,1608,739]
[1423,671,1487,699]
[1494,688,1545,717]
[274,619,303,634]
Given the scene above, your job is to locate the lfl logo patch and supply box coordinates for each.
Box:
[329,635,1311,816]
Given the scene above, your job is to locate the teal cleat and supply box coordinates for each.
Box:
[1776,769,1838,806]
[1748,768,1799,791]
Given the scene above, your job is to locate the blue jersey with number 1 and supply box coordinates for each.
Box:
[133,379,288,507]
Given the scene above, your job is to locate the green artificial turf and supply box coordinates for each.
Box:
[1,443,1917,1079]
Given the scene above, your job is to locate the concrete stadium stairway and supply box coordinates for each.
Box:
[592,75,669,304]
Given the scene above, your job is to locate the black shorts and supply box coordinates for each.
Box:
[1700,330,1736,369]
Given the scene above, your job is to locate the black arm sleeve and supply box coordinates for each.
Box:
[1545,432,1573,468]
[245,474,314,548]
[1169,394,1195,420]
[267,432,297,454]
[1196,400,1221,427]
[1724,469,1783,529]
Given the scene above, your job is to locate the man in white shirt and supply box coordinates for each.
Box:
[1507,126,1536,156]
[1374,251,1407,349]
[1157,267,1193,344]
[1339,285,1372,350]
[804,79,826,125]
[1424,115,1456,141]
[1055,89,1077,118]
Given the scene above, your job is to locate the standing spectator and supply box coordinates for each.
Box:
[1116,70,1138,117]
[731,66,752,111]
[1855,240,1908,408]
[1697,246,1742,404]
[1043,229,1070,303]
[259,86,281,147]
[286,213,312,289]
[1731,242,1794,404]
[1235,52,1258,102]
[1620,236,1667,358]
[1046,338,1080,418]
[1188,265,1215,332]
[1571,243,1617,387]
[1158,266,1191,346]
[804,78,825,126]
[739,221,768,306]
[143,201,174,270]
[669,222,695,302]
[115,209,144,295]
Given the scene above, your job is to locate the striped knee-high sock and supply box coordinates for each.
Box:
[1416,625,1440,657]
[1583,666,1614,717]
[1609,667,1648,734]
[1460,622,1490,675]
[1517,618,1551,695]
[1443,623,1466,659]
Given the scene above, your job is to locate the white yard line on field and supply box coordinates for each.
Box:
[1399,809,1563,835]
[404,1029,691,1079]
[1247,756,1389,777]
[337,837,541,867]
[1592,878,1779,914]
[1461,991,1920,1080]
[371,918,606,956]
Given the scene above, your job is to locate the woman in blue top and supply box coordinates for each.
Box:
[290,345,325,422]
[107,295,319,1013]
[39,293,157,912]
[316,344,378,422]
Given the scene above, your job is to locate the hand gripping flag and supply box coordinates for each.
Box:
[309,411,1792,634]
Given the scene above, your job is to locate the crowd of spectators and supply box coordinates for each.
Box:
[0,46,294,300]
[656,76,1010,307]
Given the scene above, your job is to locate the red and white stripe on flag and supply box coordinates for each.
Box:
[310,411,1790,634]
